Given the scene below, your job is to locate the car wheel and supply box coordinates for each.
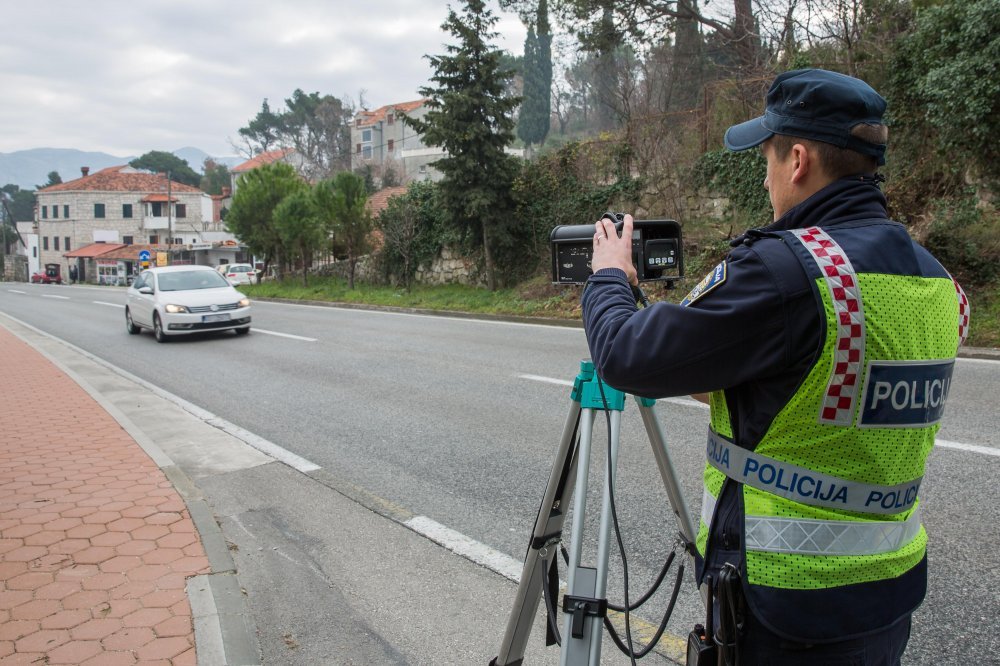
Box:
[125,308,140,335]
[153,313,168,343]
[235,326,250,336]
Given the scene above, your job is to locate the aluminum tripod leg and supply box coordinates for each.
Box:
[491,398,583,666]
[560,408,621,666]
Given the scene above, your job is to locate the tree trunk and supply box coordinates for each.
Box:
[482,220,496,291]
[301,242,308,286]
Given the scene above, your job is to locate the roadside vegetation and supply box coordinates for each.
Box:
[222,0,998,348]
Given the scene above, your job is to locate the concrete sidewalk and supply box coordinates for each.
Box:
[0,325,211,665]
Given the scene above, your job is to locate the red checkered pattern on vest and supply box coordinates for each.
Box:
[792,226,866,426]
[952,278,970,347]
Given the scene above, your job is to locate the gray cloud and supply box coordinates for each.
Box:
[0,1,526,157]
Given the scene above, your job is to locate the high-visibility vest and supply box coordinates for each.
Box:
[696,221,968,640]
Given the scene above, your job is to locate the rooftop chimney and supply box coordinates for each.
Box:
[81,166,90,177]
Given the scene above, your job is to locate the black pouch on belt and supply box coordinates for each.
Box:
[715,563,746,666]
[686,576,717,666]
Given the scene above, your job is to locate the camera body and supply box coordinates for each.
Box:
[549,213,684,285]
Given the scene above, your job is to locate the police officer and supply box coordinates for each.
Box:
[583,69,969,665]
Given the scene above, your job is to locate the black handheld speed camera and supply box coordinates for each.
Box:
[549,213,684,285]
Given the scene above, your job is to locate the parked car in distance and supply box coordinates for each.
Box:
[216,263,259,285]
[125,265,251,342]
[30,263,63,284]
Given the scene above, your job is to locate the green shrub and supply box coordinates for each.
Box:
[924,192,1000,286]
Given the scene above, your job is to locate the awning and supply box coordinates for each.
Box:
[64,243,125,258]
[140,194,178,203]
[97,244,170,261]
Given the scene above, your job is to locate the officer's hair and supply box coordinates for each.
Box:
[771,124,887,178]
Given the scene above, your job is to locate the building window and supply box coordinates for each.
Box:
[387,139,394,152]
[41,206,47,219]
[64,237,71,251]
[149,235,159,244]
[175,203,186,218]
[362,146,372,159]
[123,236,133,245]
[53,205,59,219]
[33,247,37,258]
[151,202,163,217]
[123,203,133,218]
[94,203,106,218]
[63,205,69,218]
[362,129,372,142]
[54,237,60,251]
[43,237,49,250]
[387,112,394,125]
[356,143,362,154]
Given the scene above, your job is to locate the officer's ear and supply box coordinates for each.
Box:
[789,142,813,185]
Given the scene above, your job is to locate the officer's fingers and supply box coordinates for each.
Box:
[600,218,617,239]
[622,214,634,238]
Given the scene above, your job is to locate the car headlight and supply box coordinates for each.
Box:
[238,298,250,308]
[164,304,190,313]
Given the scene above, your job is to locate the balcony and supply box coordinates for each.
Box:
[144,216,171,230]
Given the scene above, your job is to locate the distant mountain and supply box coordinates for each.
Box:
[0,147,243,190]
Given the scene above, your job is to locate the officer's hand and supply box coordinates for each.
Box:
[592,214,638,286]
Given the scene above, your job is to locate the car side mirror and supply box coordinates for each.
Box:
[138,286,154,295]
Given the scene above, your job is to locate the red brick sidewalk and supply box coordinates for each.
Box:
[0,326,209,665]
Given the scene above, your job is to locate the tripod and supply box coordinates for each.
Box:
[491,361,698,666]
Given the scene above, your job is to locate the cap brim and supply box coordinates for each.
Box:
[724,116,772,152]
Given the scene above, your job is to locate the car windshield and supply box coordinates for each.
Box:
[158,270,231,292]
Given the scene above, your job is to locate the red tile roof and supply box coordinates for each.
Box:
[355,99,427,128]
[366,186,409,217]
[38,166,202,194]
[231,147,295,173]
[140,193,178,202]
[64,242,125,258]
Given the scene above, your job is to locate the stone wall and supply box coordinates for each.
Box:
[2,255,28,281]
[413,247,478,286]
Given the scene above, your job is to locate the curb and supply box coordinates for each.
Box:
[0,315,262,666]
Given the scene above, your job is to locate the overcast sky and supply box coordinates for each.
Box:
[0,1,528,158]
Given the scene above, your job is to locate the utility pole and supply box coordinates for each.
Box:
[167,171,172,260]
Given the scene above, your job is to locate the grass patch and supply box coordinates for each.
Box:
[965,280,1000,348]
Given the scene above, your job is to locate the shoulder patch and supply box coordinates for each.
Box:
[681,261,727,307]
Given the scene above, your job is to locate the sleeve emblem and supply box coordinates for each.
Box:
[681,261,727,307]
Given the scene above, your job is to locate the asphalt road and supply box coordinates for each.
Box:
[2,281,998,665]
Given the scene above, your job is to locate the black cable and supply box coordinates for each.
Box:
[597,379,638,666]
[606,550,675,613]
[603,561,686,658]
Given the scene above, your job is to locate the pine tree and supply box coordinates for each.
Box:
[405,0,520,290]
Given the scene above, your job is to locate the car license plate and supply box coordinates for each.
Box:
[203,313,231,323]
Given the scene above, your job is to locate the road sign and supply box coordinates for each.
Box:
[138,250,150,262]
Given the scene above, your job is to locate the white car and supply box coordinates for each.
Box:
[126,265,251,342]
[217,263,259,285]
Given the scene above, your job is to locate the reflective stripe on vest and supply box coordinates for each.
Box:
[791,227,865,426]
[701,489,922,556]
[706,431,921,515]
[951,275,970,347]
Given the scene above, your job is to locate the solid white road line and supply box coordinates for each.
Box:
[935,439,1000,457]
[42,294,70,300]
[404,515,525,583]
[7,290,26,294]
[94,301,124,308]
[519,373,999,456]
[251,328,317,342]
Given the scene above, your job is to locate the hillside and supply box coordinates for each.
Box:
[0,147,242,190]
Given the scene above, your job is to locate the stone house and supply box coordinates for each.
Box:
[35,165,239,283]
[351,100,443,183]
